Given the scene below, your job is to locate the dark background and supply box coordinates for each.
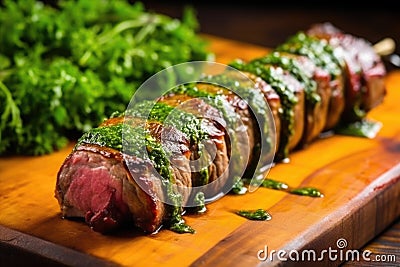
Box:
[139,1,400,68]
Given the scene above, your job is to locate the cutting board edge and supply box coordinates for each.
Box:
[278,172,400,267]
[0,224,118,267]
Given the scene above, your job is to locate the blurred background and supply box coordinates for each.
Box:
[140,1,400,69]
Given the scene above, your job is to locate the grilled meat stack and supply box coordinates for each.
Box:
[55,22,387,234]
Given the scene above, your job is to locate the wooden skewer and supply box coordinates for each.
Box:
[373,37,396,56]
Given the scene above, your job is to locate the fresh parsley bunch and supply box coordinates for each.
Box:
[0,0,213,155]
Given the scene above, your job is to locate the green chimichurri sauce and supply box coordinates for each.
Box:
[168,217,196,234]
[236,209,272,221]
[275,32,375,122]
[128,99,212,188]
[290,187,324,197]
[174,82,240,127]
[275,31,343,80]
[231,176,248,195]
[252,52,320,106]
[229,59,297,161]
[127,100,208,145]
[169,82,245,186]
[233,177,322,221]
[76,124,147,157]
[239,177,323,198]
[258,178,289,190]
[76,123,123,151]
[193,191,207,213]
[334,119,382,139]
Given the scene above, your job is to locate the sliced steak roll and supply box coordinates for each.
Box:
[128,96,231,202]
[275,31,346,131]
[307,22,387,122]
[198,68,279,178]
[55,118,193,234]
[242,71,282,154]
[197,82,255,164]
[167,82,254,173]
[230,60,305,162]
[284,53,332,140]
[249,52,331,147]
[276,67,306,152]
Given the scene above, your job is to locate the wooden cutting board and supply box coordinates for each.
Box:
[1,36,400,267]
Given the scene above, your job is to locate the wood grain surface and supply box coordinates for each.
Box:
[342,217,400,266]
[1,36,399,267]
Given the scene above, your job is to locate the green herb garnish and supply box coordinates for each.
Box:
[0,0,212,155]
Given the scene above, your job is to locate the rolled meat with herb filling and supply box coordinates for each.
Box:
[230,60,305,162]
[153,94,231,192]
[55,119,191,234]
[275,31,347,132]
[241,71,282,155]
[55,97,230,234]
[198,70,277,176]
[252,52,332,147]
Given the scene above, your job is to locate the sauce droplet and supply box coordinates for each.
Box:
[236,209,272,221]
[290,187,324,197]
[240,178,323,198]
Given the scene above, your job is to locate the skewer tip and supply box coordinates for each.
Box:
[374,37,396,56]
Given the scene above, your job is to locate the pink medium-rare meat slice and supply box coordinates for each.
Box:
[55,144,166,233]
